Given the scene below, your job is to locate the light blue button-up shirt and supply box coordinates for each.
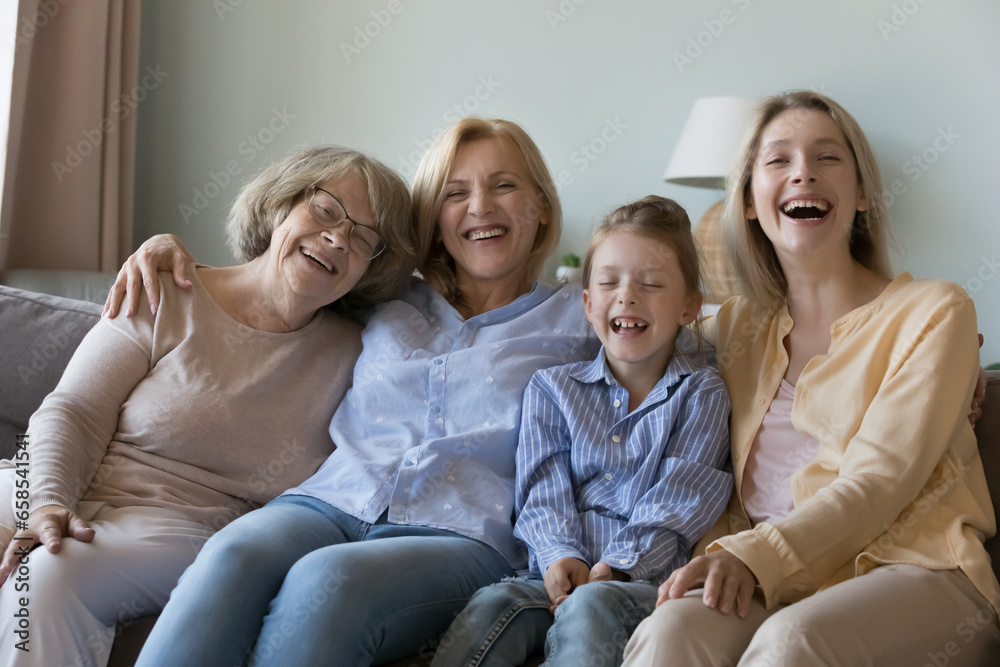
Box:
[286,279,599,568]
[514,331,733,584]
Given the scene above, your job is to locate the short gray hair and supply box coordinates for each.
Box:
[226,145,416,310]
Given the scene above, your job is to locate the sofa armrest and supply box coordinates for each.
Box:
[0,286,101,459]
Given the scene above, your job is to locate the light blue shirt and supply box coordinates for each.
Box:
[286,279,599,568]
[514,331,733,584]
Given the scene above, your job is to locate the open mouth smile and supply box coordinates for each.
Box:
[466,227,507,241]
[781,199,831,221]
[611,317,648,334]
[302,248,336,273]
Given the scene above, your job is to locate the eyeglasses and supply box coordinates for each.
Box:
[305,185,386,260]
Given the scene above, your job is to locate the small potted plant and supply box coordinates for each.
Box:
[555,252,582,284]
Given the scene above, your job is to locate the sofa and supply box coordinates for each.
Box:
[2,283,1000,666]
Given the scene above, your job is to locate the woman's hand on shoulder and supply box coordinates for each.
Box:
[657,549,756,619]
[0,505,95,581]
[103,234,195,319]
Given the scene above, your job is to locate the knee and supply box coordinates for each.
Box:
[4,546,81,611]
[627,597,694,645]
[557,581,636,620]
[470,580,542,610]
[182,523,267,582]
[282,548,360,608]
[747,611,822,665]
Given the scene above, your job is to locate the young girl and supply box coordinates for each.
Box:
[431,195,732,667]
[623,92,1000,665]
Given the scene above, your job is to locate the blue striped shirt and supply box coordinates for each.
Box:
[285,278,600,568]
[514,330,733,584]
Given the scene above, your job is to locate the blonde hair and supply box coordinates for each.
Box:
[411,117,561,306]
[722,90,891,307]
[583,195,703,342]
[226,145,416,311]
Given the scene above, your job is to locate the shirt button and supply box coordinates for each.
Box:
[438,374,445,381]
[783,319,793,329]
[604,473,614,481]
[619,558,629,565]
[613,399,621,408]
[734,452,741,463]
[757,398,766,406]
[436,418,444,425]
[611,435,621,443]
[434,359,443,365]
[404,460,415,467]
[433,406,441,414]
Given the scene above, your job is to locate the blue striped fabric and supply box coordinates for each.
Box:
[514,331,733,584]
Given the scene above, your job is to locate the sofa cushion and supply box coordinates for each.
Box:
[0,286,101,459]
[975,371,1000,585]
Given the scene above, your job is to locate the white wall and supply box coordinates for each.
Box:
[135,0,1000,362]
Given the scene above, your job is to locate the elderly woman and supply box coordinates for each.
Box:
[108,118,598,666]
[0,145,415,666]
[622,92,1000,665]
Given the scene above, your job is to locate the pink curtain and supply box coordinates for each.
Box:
[0,0,141,273]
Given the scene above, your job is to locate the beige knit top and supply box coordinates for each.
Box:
[26,267,362,529]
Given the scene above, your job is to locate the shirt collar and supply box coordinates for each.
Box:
[571,328,702,398]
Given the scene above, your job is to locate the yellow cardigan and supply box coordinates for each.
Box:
[699,273,1000,613]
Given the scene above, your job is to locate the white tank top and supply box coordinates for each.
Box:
[742,379,821,525]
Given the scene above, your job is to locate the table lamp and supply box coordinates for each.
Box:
[664,96,762,303]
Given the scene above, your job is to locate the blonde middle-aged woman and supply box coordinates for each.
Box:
[105,118,600,666]
[0,145,416,666]
[622,91,1000,666]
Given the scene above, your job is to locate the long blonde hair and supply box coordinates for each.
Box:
[411,117,561,306]
[723,91,891,307]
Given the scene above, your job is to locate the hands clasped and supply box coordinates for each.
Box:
[543,557,630,613]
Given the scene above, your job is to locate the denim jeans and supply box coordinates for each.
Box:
[135,494,513,667]
[431,576,658,667]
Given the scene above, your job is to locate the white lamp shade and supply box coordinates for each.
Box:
[663,96,764,189]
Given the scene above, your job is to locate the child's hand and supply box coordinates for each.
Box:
[588,561,631,583]
[657,550,756,619]
[543,557,590,612]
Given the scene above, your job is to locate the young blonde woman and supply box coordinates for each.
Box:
[623,91,1000,666]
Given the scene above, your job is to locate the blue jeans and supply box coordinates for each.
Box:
[135,495,513,667]
[431,577,658,667]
